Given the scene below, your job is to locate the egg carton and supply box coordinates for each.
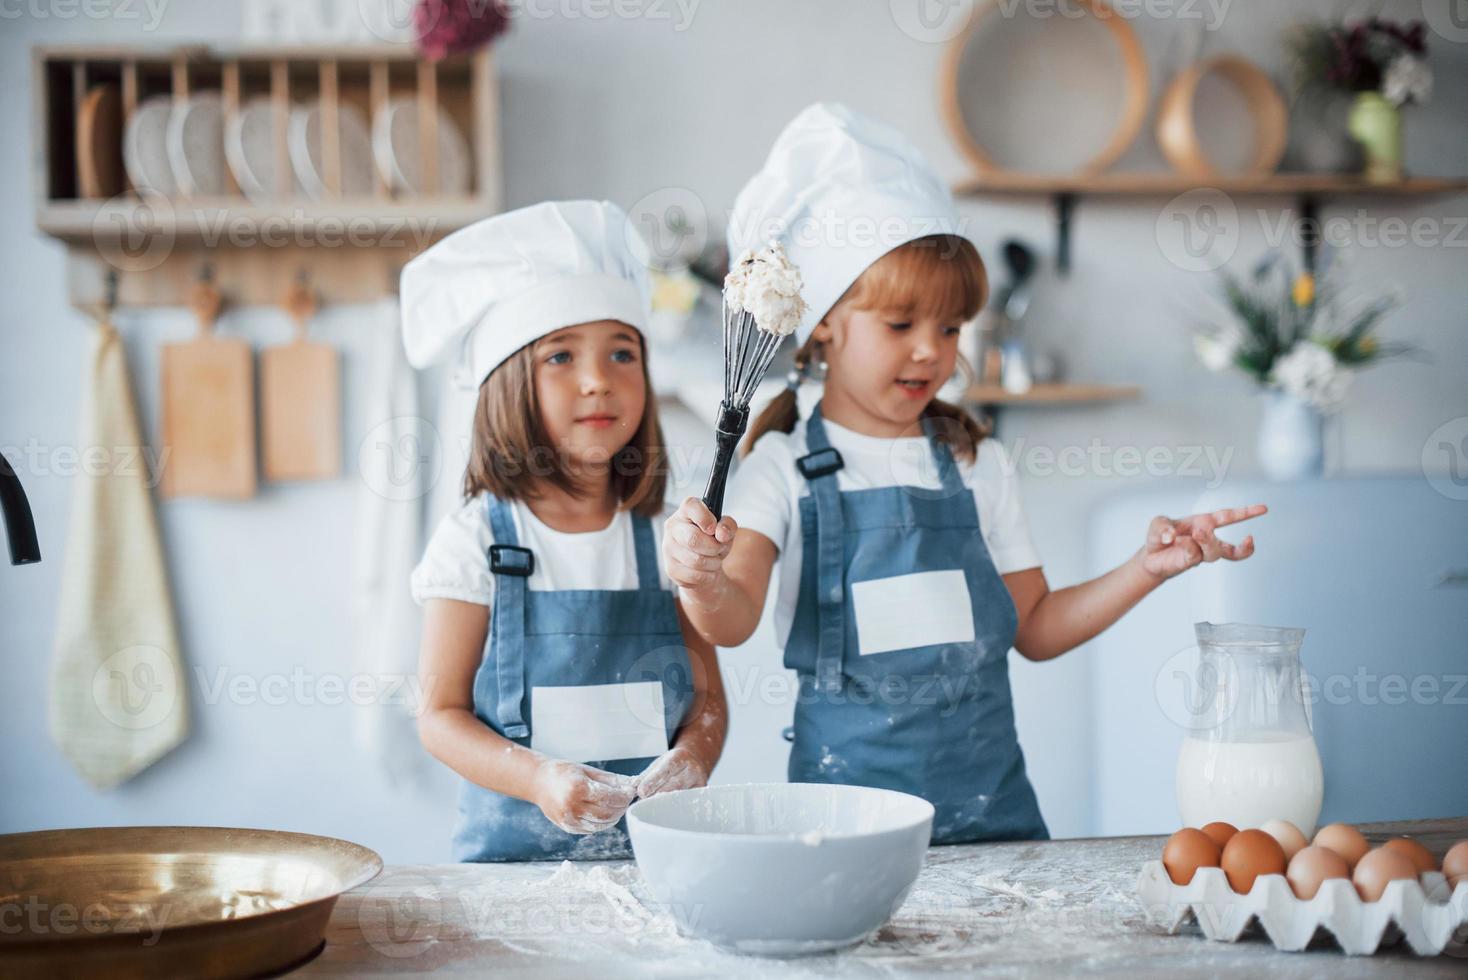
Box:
[1136,860,1468,956]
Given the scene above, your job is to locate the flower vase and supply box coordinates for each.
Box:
[1347,92,1403,184]
[1258,390,1325,480]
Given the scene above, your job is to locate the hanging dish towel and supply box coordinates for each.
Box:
[51,316,188,789]
[351,298,429,786]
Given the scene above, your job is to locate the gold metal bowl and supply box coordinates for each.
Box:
[0,826,382,979]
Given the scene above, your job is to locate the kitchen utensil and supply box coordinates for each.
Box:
[699,245,804,519]
[122,94,176,196]
[1157,55,1288,178]
[994,239,1037,395]
[1000,239,1035,322]
[261,273,340,481]
[372,97,471,195]
[627,783,933,954]
[1,453,39,565]
[1137,859,1468,955]
[960,306,999,384]
[1175,622,1325,837]
[1000,339,1033,394]
[160,271,257,498]
[77,83,125,199]
[941,0,1149,175]
[0,826,382,979]
[226,96,303,202]
[1031,349,1064,384]
[290,102,376,199]
[167,92,228,197]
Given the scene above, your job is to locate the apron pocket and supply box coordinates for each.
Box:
[531,682,669,763]
[851,569,975,657]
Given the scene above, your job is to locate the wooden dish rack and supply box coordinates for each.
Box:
[32,44,502,309]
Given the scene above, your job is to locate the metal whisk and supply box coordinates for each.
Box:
[700,299,788,519]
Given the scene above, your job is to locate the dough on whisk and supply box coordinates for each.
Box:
[724,240,807,337]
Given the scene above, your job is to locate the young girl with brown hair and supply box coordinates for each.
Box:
[403,200,726,861]
[665,105,1264,844]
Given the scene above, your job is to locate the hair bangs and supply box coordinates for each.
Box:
[840,234,988,324]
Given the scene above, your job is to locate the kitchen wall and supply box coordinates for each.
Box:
[2,0,1465,862]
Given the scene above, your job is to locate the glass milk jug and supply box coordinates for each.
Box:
[1175,622,1325,836]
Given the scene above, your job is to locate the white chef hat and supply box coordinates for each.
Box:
[401,199,652,387]
[728,103,967,346]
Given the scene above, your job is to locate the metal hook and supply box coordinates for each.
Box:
[102,268,119,314]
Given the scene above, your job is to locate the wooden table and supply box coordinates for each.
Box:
[296,817,1468,977]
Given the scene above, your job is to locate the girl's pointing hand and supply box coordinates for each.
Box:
[1139,503,1267,581]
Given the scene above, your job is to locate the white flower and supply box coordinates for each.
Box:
[1383,55,1432,107]
[1270,341,1352,413]
[1194,332,1237,373]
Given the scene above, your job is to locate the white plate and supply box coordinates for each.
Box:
[372,97,470,196]
[289,103,375,199]
[226,96,303,202]
[167,92,227,197]
[122,94,177,196]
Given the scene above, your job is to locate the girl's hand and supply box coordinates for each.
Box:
[634,745,711,800]
[533,759,638,835]
[664,497,738,602]
[1139,504,1267,581]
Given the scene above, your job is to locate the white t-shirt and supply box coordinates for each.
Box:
[410,494,676,612]
[726,400,1041,650]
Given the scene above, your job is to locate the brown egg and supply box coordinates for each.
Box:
[1221,829,1287,894]
[1442,840,1468,888]
[1313,823,1370,869]
[1261,818,1308,861]
[1353,846,1419,901]
[1286,845,1351,900]
[1200,821,1238,849]
[1163,828,1222,885]
[1381,837,1437,875]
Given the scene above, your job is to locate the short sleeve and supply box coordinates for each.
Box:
[410,496,495,607]
[724,435,796,554]
[971,439,1041,574]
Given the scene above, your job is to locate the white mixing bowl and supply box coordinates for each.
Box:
[626,782,933,955]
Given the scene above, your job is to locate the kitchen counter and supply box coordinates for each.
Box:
[297,817,1468,977]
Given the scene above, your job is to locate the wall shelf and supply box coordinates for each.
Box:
[954,173,1468,197]
[963,382,1141,436]
[39,198,492,242]
[952,172,1468,276]
[965,383,1141,406]
[32,43,502,309]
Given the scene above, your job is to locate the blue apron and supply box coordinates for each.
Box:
[451,496,694,862]
[785,403,1048,843]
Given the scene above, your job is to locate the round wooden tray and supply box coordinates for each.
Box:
[1156,54,1288,177]
[941,0,1150,176]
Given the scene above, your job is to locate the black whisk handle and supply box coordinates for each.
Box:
[700,401,750,520]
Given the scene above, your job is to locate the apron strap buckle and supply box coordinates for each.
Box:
[502,722,529,740]
[796,448,844,481]
[490,544,535,577]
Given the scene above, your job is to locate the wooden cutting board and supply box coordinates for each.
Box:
[160,279,256,498]
[260,278,340,481]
